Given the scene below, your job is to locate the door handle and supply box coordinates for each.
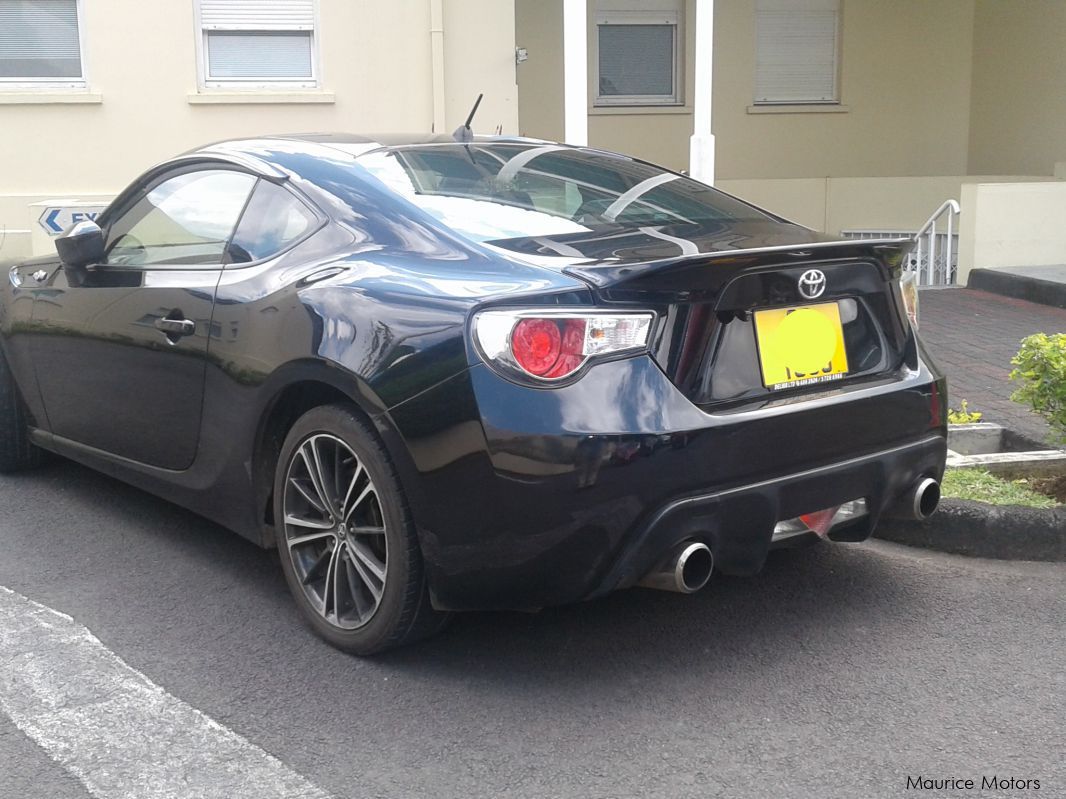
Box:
[155,317,195,338]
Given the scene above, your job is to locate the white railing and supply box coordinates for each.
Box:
[841,199,961,286]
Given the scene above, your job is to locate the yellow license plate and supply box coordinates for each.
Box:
[754,302,849,391]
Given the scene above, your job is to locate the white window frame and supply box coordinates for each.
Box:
[193,0,320,90]
[754,0,840,106]
[594,9,681,107]
[0,0,87,90]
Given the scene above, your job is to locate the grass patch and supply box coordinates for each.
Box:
[942,467,1060,508]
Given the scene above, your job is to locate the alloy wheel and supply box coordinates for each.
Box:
[282,433,388,630]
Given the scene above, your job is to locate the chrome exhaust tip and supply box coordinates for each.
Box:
[638,541,714,594]
[912,477,941,519]
[887,477,941,520]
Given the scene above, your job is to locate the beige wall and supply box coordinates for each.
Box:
[515,0,565,142]
[443,0,520,134]
[10,0,1066,264]
[719,175,1058,234]
[589,113,694,172]
[716,178,828,229]
[0,0,518,258]
[957,181,1066,283]
[968,0,1066,176]
[715,0,974,180]
[516,0,697,168]
[516,0,976,178]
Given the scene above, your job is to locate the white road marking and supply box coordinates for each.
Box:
[0,586,333,799]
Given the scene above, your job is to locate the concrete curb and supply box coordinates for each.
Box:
[874,499,1066,562]
[947,422,1066,477]
[968,268,1066,310]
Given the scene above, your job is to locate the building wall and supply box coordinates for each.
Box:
[0,0,518,258]
[968,0,1066,176]
[515,0,976,178]
[714,0,974,180]
[515,0,565,142]
[719,175,1057,234]
[442,0,520,134]
[957,181,1066,283]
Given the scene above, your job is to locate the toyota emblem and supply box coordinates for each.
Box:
[797,269,827,300]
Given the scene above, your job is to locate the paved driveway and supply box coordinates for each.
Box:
[920,288,1066,443]
[1,459,1063,799]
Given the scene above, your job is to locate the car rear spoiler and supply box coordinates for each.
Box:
[657,236,915,261]
[562,237,914,291]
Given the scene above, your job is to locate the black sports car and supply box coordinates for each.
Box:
[0,135,946,654]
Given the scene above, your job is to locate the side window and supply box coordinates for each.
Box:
[105,170,256,266]
[225,180,318,264]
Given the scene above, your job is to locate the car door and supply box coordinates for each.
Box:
[29,167,257,470]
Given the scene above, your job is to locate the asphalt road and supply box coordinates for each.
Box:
[1,458,1062,799]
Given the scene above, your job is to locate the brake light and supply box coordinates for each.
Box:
[474,311,653,383]
[512,318,586,378]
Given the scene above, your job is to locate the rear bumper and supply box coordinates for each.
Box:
[385,353,947,612]
[586,433,945,599]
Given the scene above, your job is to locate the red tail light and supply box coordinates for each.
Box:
[511,318,587,378]
[473,310,654,385]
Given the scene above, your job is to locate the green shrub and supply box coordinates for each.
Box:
[1010,333,1066,444]
[947,399,982,425]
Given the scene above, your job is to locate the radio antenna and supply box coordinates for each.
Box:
[452,93,483,142]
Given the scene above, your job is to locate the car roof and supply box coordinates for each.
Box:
[186,132,555,168]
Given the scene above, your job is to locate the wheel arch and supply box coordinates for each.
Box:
[250,360,422,549]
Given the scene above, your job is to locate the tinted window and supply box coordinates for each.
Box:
[355,143,772,244]
[106,170,256,266]
[226,180,318,263]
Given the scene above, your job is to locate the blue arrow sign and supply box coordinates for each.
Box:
[38,206,103,236]
[44,209,63,233]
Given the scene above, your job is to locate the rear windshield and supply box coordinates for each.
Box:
[354,142,773,243]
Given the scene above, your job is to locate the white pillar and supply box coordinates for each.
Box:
[689,0,715,184]
[563,0,588,146]
[429,0,446,133]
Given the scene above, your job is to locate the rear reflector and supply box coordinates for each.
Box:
[929,381,943,429]
[799,507,840,537]
[772,499,868,542]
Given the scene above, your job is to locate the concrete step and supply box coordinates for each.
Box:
[947,422,1066,478]
[967,266,1066,309]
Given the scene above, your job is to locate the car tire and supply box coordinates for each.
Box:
[273,403,448,655]
[0,346,44,473]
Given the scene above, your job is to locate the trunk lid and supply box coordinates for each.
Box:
[489,224,915,409]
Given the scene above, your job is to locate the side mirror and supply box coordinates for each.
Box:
[55,219,105,269]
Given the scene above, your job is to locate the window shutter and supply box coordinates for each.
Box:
[755,0,838,104]
[598,25,675,98]
[200,0,314,31]
[206,31,312,78]
[0,0,82,79]
[594,7,681,106]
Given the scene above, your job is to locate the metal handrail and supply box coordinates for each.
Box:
[912,199,961,242]
[908,199,961,285]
